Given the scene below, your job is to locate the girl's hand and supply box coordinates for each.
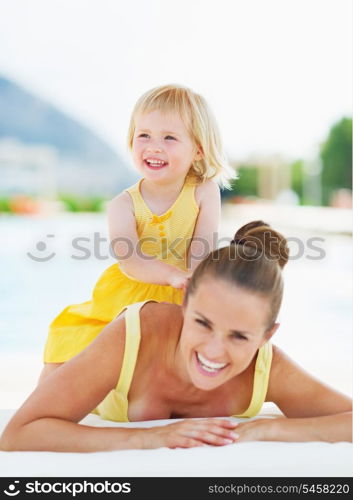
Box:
[142,418,239,449]
[168,271,192,290]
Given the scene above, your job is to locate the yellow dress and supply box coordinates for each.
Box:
[94,300,273,422]
[44,178,200,362]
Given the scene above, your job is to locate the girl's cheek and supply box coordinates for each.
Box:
[133,138,146,148]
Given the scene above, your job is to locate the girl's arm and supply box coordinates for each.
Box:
[236,345,352,443]
[187,180,221,273]
[107,192,189,287]
[0,305,238,452]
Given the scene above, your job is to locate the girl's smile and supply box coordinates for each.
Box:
[143,156,168,170]
[132,110,201,186]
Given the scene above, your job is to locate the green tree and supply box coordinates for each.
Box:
[320,117,352,205]
[222,165,258,200]
[291,159,304,204]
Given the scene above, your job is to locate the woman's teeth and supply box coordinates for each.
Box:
[196,352,227,373]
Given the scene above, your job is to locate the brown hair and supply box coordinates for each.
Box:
[185,221,289,330]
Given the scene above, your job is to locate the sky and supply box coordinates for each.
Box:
[0,0,352,165]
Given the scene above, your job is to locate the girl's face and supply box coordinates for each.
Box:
[179,277,277,391]
[132,110,201,185]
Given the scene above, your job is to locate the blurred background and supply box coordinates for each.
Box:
[0,0,352,408]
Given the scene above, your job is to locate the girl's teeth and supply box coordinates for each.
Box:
[146,159,165,165]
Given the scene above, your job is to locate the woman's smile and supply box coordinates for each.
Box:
[194,351,229,378]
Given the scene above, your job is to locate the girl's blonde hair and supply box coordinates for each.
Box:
[127,84,236,189]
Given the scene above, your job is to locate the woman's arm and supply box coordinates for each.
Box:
[236,345,352,443]
[246,412,352,443]
[0,315,141,452]
[108,192,188,287]
[187,180,221,273]
[0,306,238,452]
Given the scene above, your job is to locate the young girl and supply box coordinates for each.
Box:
[43,84,235,364]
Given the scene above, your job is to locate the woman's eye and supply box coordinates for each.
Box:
[195,319,210,329]
[232,333,248,341]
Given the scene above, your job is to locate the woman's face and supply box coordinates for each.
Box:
[180,277,276,391]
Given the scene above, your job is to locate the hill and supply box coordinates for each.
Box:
[0,76,137,195]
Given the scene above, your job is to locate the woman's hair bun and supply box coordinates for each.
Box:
[232,220,289,269]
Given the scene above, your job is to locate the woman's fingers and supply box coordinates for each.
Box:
[159,418,240,449]
[191,425,239,443]
[171,437,204,449]
[193,419,239,433]
[185,429,236,446]
[178,419,239,446]
[138,419,259,450]
[208,424,239,440]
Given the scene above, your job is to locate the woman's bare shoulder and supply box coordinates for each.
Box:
[270,343,288,368]
[139,301,183,322]
[139,302,183,338]
[268,344,300,385]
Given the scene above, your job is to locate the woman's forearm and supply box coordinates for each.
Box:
[266,412,352,443]
[0,417,242,452]
[0,418,148,453]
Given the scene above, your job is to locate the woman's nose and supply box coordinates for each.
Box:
[203,338,227,360]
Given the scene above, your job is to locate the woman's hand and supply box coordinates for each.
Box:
[234,418,280,442]
[142,418,239,449]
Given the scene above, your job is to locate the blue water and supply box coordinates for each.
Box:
[0,213,115,351]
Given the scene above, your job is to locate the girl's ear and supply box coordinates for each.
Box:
[194,146,203,161]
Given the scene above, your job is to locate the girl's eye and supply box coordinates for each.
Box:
[138,133,149,138]
[165,135,176,140]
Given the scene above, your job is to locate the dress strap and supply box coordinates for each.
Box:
[115,300,156,395]
[125,179,145,220]
[233,342,273,418]
[125,179,141,198]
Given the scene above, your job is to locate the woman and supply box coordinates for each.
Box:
[0,221,351,452]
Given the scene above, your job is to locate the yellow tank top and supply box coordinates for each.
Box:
[94,300,273,422]
[125,178,199,271]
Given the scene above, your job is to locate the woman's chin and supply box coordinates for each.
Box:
[189,370,228,391]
